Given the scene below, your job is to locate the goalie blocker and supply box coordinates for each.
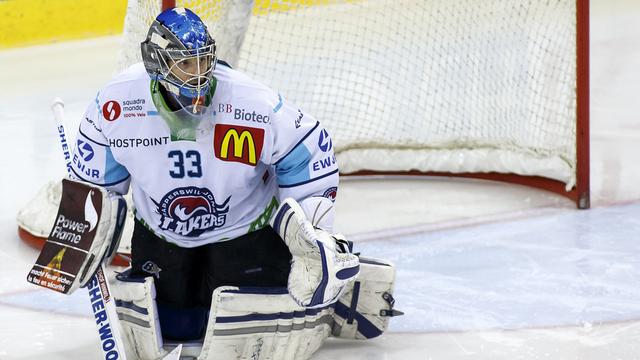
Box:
[26,178,127,294]
[111,198,402,359]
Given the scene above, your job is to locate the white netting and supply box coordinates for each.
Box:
[118,0,579,188]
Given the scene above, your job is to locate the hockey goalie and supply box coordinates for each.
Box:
[21,7,401,360]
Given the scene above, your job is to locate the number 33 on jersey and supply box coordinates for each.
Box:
[70,62,339,247]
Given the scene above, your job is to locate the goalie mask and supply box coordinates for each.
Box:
[141,7,216,121]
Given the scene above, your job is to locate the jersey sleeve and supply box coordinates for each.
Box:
[270,95,339,207]
[69,98,131,194]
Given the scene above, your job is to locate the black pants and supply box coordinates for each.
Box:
[129,220,292,339]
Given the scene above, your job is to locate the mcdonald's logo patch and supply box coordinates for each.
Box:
[214,124,265,166]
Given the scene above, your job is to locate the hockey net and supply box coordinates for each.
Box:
[18,0,589,261]
[116,0,589,209]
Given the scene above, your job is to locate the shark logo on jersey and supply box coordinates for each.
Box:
[154,187,231,237]
[76,140,95,161]
[318,129,332,152]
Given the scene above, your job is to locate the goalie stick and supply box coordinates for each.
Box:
[25,98,182,360]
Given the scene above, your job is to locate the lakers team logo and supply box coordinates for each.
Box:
[214,124,265,166]
[154,187,231,237]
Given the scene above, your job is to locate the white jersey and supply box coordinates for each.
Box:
[71,62,338,247]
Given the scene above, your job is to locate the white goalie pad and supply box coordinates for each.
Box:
[332,257,404,340]
[271,198,360,308]
[111,270,168,360]
[198,287,333,360]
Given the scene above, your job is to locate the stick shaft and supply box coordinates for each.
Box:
[50,98,128,360]
[51,99,73,176]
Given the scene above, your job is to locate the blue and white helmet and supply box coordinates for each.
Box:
[141,7,216,113]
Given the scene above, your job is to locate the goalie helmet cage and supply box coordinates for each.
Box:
[122,0,590,209]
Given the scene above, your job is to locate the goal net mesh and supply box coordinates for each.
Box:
[118,0,578,188]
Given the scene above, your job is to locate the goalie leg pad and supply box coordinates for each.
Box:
[332,256,404,339]
[271,198,360,308]
[197,287,333,360]
[111,269,168,360]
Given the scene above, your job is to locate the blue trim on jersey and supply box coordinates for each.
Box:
[70,167,130,187]
[278,169,339,188]
[78,128,108,147]
[275,143,312,186]
[94,93,101,114]
[273,94,283,113]
[274,121,320,166]
[69,167,93,183]
[105,147,130,184]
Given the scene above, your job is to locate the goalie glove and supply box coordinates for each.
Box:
[271,198,360,309]
[27,178,127,294]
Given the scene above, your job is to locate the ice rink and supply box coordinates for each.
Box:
[1,1,640,359]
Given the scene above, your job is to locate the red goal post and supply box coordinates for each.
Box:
[122,0,591,208]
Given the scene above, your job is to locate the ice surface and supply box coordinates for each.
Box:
[1,1,639,358]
